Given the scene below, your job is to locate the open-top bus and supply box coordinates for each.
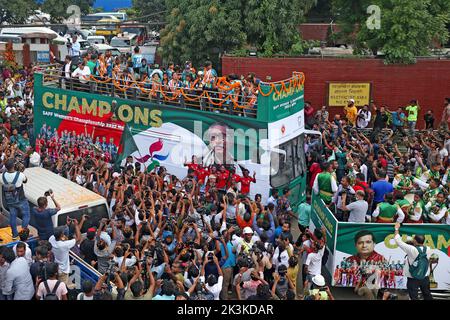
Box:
[33,69,320,209]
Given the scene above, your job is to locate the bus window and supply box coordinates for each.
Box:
[271,139,295,188]
[293,135,306,178]
[270,134,307,188]
[57,204,109,233]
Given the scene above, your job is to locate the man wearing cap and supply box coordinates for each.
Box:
[31,190,61,241]
[344,99,358,127]
[237,227,256,255]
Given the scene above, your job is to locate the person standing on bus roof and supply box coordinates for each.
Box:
[2,158,30,241]
[132,46,143,75]
[31,191,62,241]
[239,169,256,196]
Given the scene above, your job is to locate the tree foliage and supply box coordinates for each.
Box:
[332,0,450,64]
[41,0,94,23]
[132,0,166,23]
[0,0,37,24]
[156,0,318,65]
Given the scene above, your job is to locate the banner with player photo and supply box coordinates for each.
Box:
[333,223,450,290]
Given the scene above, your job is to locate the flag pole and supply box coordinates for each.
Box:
[129,125,147,172]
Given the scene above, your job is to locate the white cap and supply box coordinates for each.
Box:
[312,274,325,287]
[349,98,355,103]
[112,172,121,178]
[243,227,253,234]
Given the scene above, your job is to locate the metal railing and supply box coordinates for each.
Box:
[39,68,259,118]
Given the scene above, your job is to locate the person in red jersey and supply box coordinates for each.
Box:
[239,169,256,195]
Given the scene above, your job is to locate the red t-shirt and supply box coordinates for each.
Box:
[216,170,229,189]
[378,156,388,168]
[309,163,322,188]
[186,163,199,172]
[240,176,256,194]
[197,167,209,184]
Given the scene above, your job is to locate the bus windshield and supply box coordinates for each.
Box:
[110,38,130,47]
[57,204,109,233]
[270,134,306,188]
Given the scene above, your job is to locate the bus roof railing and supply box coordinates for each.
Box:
[37,67,259,118]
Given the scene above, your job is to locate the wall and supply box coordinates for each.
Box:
[222,56,450,128]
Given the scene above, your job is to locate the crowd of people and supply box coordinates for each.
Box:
[306,98,450,225]
[50,35,260,117]
[0,60,448,301]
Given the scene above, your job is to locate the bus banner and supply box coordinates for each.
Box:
[334,223,450,290]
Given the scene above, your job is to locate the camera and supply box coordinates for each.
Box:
[44,189,53,197]
[105,260,116,282]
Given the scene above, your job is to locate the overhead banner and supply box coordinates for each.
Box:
[328,82,371,107]
[334,223,450,290]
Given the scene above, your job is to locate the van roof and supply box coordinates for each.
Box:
[21,167,105,209]
[113,33,137,40]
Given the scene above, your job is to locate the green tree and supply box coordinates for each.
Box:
[0,0,37,24]
[159,0,246,67]
[332,0,450,64]
[243,0,317,56]
[41,0,93,23]
[132,0,166,23]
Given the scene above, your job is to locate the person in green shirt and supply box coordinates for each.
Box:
[405,100,419,136]
[87,54,97,75]
[372,193,405,223]
[297,194,311,233]
[17,131,31,153]
[0,92,7,113]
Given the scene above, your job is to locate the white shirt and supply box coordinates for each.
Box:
[72,66,91,84]
[113,256,137,268]
[64,62,72,79]
[200,275,223,300]
[360,164,368,182]
[13,243,33,266]
[2,171,27,188]
[305,246,325,276]
[69,40,81,57]
[394,234,430,278]
[49,236,76,274]
[272,247,290,269]
[77,292,94,300]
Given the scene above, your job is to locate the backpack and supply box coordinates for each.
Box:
[408,247,429,280]
[43,280,62,300]
[2,172,20,205]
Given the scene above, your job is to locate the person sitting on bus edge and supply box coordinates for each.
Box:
[31,190,62,241]
[2,157,30,241]
[313,161,338,206]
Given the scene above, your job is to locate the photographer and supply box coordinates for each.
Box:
[332,176,356,221]
[125,262,155,300]
[199,254,223,300]
[2,158,30,241]
[271,265,295,300]
[94,270,126,300]
[67,34,81,65]
[31,190,62,241]
[94,219,118,274]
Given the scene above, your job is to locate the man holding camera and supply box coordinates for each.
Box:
[67,34,81,66]
[2,158,30,241]
[31,190,61,241]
